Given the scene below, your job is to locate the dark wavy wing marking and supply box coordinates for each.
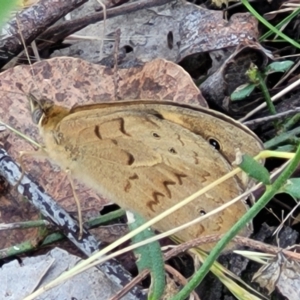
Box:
[147,179,182,212]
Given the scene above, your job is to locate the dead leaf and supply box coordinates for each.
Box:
[54,1,259,64]
[0,56,204,246]
[0,247,135,299]
[253,252,300,299]
[200,43,269,113]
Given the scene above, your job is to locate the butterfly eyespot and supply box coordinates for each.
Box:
[168,147,177,154]
[199,210,206,216]
[208,138,221,151]
[152,132,160,139]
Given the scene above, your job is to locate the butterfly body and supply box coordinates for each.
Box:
[32,98,264,251]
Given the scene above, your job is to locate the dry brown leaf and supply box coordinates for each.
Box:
[0,56,205,247]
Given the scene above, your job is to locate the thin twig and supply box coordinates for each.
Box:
[243,108,300,126]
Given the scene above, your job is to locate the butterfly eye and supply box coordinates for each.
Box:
[31,108,44,125]
[208,138,221,151]
[152,132,160,139]
[168,147,177,154]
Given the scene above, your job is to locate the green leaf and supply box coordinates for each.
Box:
[279,178,300,200]
[274,144,297,153]
[238,154,271,185]
[265,61,294,75]
[128,212,165,300]
[0,0,18,29]
[230,83,256,101]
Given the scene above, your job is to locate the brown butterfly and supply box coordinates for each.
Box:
[30,96,264,251]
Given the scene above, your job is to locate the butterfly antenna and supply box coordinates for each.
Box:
[15,14,40,95]
[15,11,84,240]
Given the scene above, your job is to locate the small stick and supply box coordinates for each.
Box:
[113,28,121,100]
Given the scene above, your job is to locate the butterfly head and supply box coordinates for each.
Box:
[28,93,70,129]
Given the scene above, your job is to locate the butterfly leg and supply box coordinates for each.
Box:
[66,169,83,240]
[15,148,48,188]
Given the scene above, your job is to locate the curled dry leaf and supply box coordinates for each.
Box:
[253,252,300,299]
[200,43,269,114]
[0,56,205,247]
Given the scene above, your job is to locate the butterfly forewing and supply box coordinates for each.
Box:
[39,105,254,251]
